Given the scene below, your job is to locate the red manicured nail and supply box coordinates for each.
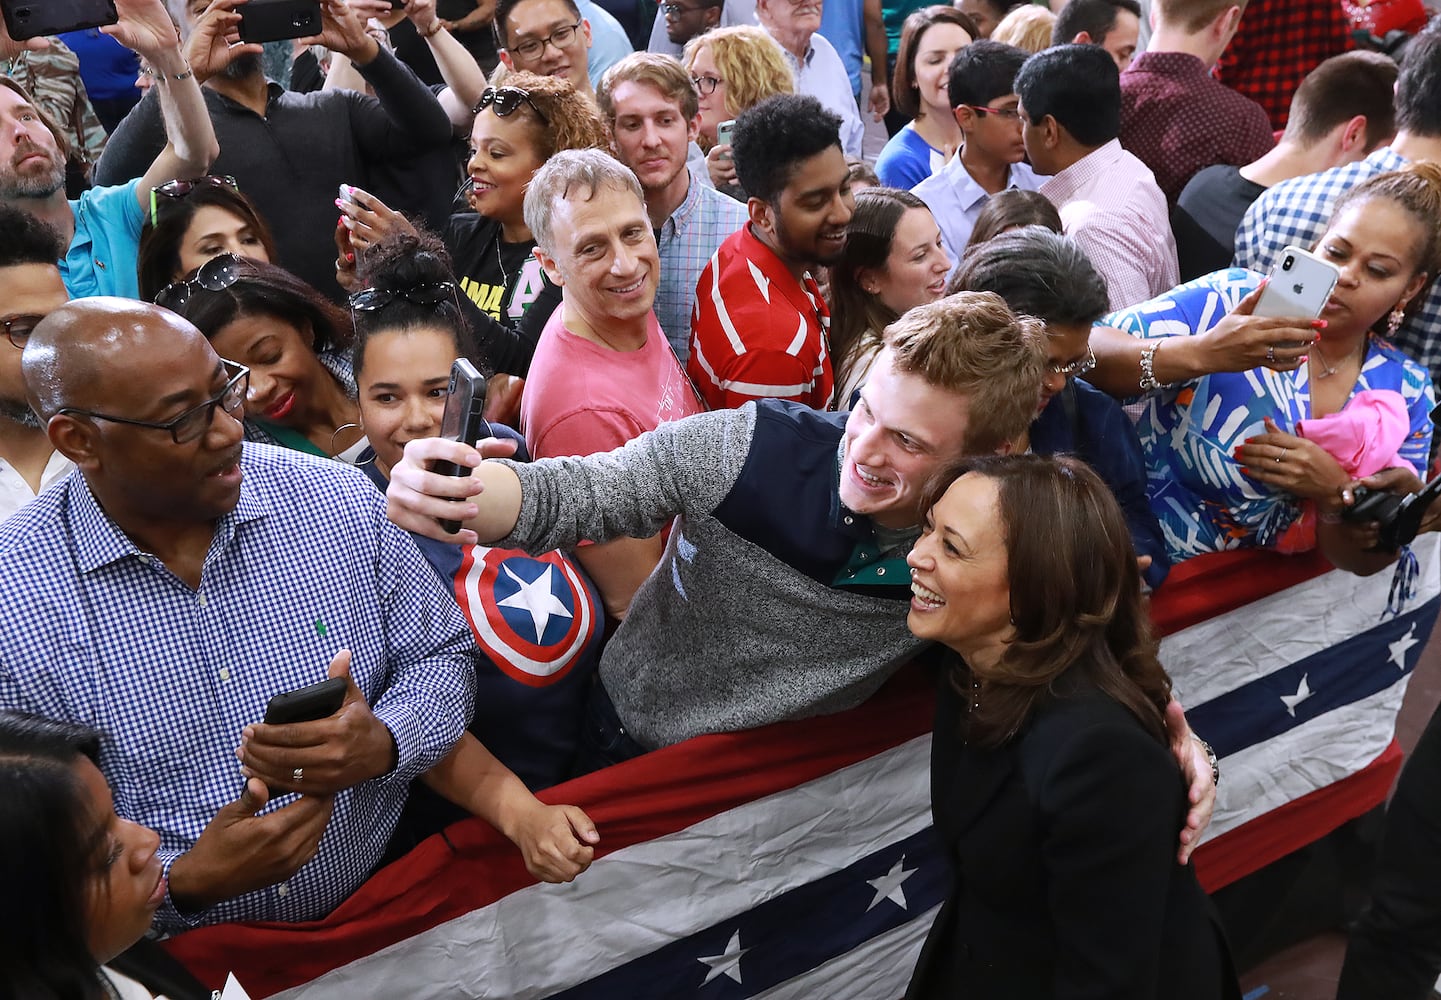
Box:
[1312,319,1328,329]
[346,252,355,263]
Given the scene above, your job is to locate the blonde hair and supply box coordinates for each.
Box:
[883,291,1046,454]
[683,25,794,146]
[991,5,1056,53]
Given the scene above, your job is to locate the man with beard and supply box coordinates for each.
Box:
[0,298,477,929]
[0,0,217,300]
[0,207,72,522]
[596,53,746,362]
[687,94,850,410]
[96,0,452,300]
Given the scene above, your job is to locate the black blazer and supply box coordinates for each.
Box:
[905,672,1240,1000]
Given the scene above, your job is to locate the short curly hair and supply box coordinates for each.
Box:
[477,70,612,161]
[732,93,842,204]
[683,25,794,134]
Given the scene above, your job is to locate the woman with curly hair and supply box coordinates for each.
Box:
[338,71,612,375]
[682,25,795,195]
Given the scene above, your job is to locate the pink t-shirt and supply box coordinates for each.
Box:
[522,307,706,460]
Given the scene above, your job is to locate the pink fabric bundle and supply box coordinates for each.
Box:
[1296,389,1411,478]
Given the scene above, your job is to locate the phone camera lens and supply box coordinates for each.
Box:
[1283,256,1294,271]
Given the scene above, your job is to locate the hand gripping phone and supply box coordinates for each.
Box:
[1342,474,1441,552]
[264,676,347,725]
[1,0,117,40]
[1254,245,1341,321]
[431,358,491,534]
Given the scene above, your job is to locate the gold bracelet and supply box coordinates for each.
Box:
[419,22,445,37]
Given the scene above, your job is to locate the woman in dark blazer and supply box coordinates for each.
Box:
[903,454,1240,1000]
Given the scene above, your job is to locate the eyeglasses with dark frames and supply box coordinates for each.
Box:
[349,282,459,312]
[691,74,722,96]
[473,86,550,124]
[1048,346,1097,378]
[57,361,250,445]
[3,314,43,349]
[964,104,1023,122]
[506,21,582,62]
[148,174,241,227]
[154,252,250,314]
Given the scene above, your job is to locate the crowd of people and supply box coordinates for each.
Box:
[3,0,1441,996]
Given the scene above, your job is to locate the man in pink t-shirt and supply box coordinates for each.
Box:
[520,149,705,619]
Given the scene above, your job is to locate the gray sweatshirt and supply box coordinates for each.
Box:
[500,404,927,749]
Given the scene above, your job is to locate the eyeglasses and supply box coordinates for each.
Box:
[964,104,1022,122]
[148,174,240,227]
[349,282,458,311]
[473,86,549,124]
[663,2,702,14]
[1048,346,1097,378]
[58,360,250,445]
[691,74,722,96]
[155,252,250,313]
[3,314,43,349]
[507,21,582,61]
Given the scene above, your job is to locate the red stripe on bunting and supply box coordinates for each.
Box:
[162,668,938,996]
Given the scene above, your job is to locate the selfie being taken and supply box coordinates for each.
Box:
[2,1,1441,997]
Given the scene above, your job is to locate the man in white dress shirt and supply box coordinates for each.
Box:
[0,206,72,523]
[756,0,864,156]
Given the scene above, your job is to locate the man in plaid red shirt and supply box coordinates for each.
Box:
[687,94,849,411]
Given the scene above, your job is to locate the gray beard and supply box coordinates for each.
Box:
[0,161,65,200]
[222,52,264,82]
[0,396,42,430]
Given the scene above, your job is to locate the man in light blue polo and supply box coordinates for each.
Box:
[0,0,216,299]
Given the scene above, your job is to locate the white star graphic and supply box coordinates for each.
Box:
[1280,674,1312,718]
[1390,624,1420,670]
[496,563,572,641]
[698,930,748,986]
[865,857,917,912]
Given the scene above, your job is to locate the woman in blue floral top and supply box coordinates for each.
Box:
[1089,165,1441,571]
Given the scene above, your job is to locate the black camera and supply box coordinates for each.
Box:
[1341,476,1441,551]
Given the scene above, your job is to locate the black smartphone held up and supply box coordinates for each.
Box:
[432,359,491,534]
[264,676,347,726]
[2,0,117,40]
[238,0,322,44]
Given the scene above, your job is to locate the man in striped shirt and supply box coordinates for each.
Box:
[686,94,852,411]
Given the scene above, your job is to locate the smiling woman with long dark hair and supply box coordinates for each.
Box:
[903,454,1239,1000]
[0,713,169,1000]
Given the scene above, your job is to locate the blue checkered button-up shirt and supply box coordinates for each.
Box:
[654,175,747,364]
[1233,147,1441,376]
[0,443,476,931]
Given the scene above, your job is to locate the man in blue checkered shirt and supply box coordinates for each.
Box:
[1234,21,1441,383]
[0,298,476,931]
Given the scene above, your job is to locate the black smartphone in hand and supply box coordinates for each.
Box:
[431,359,490,534]
[238,0,322,44]
[264,676,346,725]
[2,0,117,40]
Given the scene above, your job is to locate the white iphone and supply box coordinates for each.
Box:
[1254,245,1340,321]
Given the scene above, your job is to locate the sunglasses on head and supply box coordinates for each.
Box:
[154,252,250,314]
[149,175,241,227]
[473,86,549,124]
[349,282,459,312]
